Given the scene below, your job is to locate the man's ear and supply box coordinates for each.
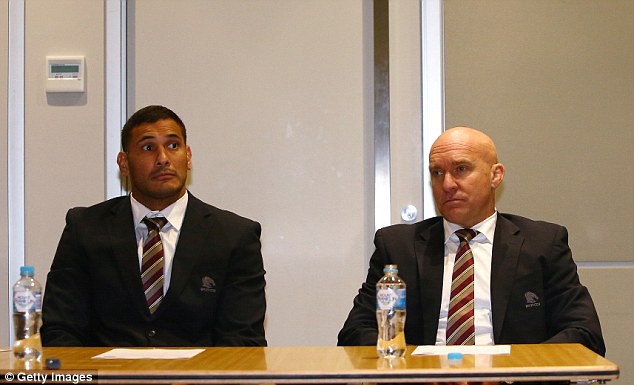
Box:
[117,151,129,177]
[491,163,505,188]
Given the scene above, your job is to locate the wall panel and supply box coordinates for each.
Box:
[129,0,374,346]
[444,0,633,382]
[579,268,633,384]
[444,0,634,262]
[1,0,10,346]
[389,0,423,226]
[23,0,105,315]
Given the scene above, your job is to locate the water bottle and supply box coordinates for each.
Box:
[376,264,406,358]
[13,265,43,361]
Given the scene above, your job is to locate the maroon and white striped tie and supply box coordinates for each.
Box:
[141,217,168,314]
[447,228,477,345]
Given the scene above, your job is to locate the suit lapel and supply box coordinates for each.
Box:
[416,220,445,345]
[490,214,523,343]
[159,194,212,311]
[105,197,150,316]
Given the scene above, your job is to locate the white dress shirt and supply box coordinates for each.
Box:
[435,211,498,345]
[130,192,188,295]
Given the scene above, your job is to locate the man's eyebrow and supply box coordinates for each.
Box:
[429,158,473,167]
[449,158,474,165]
[136,133,183,142]
[137,135,156,142]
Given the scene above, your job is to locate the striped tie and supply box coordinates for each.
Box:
[141,216,168,314]
[447,228,477,345]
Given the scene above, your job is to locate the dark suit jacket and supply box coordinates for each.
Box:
[41,193,266,347]
[337,213,605,356]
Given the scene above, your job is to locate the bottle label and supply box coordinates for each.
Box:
[14,291,42,312]
[376,288,406,310]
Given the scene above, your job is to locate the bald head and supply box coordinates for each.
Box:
[428,127,504,228]
[430,126,499,165]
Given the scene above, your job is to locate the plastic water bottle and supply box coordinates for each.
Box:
[376,264,406,358]
[13,265,43,361]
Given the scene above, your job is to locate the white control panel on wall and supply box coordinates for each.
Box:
[46,56,85,93]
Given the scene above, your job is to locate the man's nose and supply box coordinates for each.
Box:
[155,147,170,166]
[442,173,457,191]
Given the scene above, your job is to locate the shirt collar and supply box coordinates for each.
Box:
[443,210,498,245]
[130,191,189,232]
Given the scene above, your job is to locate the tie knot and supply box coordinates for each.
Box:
[143,216,168,231]
[455,228,477,243]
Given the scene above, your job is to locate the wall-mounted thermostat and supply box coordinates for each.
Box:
[46,56,85,93]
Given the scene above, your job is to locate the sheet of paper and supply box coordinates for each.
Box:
[412,345,511,356]
[92,348,204,359]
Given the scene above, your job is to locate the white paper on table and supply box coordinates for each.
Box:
[412,345,511,356]
[92,348,204,359]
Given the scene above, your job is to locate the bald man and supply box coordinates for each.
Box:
[338,127,605,357]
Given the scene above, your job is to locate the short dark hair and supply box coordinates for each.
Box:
[121,105,187,152]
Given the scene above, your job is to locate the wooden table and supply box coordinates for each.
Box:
[0,344,619,384]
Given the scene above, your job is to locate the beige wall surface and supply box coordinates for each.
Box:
[444,0,633,262]
[389,0,423,225]
[580,268,633,385]
[1,0,9,346]
[0,0,105,346]
[23,0,105,312]
[444,0,633,382]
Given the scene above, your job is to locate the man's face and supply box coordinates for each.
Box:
[117,118,191,210]
[428,130,503,228]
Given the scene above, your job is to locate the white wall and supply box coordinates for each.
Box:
[2,0,106,346]
[23,0,106,290]
[388,0,423,225]
[1,0,10,345]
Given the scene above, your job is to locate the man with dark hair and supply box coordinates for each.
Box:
[120,105,187,152]
[42,105,266,347]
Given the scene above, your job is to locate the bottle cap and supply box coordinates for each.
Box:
[20,266,34,276]
[46,358,61,370]
[448,352,463,360]
[383,264,398,273]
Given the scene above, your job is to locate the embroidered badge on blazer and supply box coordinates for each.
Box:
[524,291,541,308]
[200,276,216,293]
